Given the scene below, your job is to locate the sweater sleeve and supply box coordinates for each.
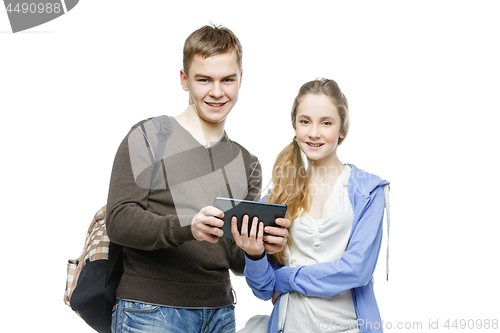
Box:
[244,254,280,301]
[274,185,386,297]
[105,128,194,251]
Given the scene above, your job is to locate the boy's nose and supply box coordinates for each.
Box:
[210,83,225,98]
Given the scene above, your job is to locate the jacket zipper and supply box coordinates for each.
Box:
[352,289,362,330]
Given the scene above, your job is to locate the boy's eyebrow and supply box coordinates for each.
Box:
[193,73,238,80]
[222,74,238,79]
[194,74,211,79]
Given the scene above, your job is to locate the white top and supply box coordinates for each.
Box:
[284,165,360,333]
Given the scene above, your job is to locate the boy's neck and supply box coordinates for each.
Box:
[174,104,226,147]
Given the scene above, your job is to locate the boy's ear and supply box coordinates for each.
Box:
[239,70,243,89]
[180,69,189,91]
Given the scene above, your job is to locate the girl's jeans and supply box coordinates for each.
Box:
[112,299,235,333]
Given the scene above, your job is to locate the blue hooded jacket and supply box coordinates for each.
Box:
[243,164,390,333]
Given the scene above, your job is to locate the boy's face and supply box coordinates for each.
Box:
[181,50,242,125]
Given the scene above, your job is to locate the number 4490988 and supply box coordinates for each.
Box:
[444,319,498,329]
[6,3,62,14]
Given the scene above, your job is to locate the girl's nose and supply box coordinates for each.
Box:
[308,125,320,139]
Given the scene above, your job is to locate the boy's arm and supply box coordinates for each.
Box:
[106,130,195,251]
[273,186,386,298]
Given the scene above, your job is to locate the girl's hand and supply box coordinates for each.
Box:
[263,218,290,254]
[231,215,265,258]
[272,291,280,305]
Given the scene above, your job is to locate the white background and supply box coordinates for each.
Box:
[1,1,499,332]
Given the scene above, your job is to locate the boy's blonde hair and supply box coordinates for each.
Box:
[268,78,350,264]
[183,24,243,76]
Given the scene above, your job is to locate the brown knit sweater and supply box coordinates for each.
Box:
[106,117,261,307]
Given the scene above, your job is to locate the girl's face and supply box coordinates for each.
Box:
[295,93,344,165]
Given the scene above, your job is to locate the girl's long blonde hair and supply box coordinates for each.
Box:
[267,78,350,264]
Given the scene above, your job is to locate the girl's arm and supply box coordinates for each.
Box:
[244,254,282,301]
[274,185,386,298]
[232,215,276,300]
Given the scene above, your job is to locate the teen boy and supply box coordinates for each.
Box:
[106,24,289,332]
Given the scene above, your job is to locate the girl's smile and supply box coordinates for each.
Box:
[305,142,325,149]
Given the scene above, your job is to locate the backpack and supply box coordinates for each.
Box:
[64,115,173,333]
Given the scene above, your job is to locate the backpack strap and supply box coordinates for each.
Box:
[105,116,173,286]
[150,115,173,186]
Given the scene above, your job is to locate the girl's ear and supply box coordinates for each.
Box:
[340,129,346,139]
[338,132,346,144]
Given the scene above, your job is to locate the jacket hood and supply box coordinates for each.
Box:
[346,163,389,198]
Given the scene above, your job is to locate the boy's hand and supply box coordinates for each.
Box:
[263,218,290,254]
[232,215,265,258]
[191,206,225,243]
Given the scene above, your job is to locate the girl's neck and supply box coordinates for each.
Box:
[307,155,344,180]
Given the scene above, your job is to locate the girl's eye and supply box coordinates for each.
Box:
[300,120,309,124]
[322,121,332,126]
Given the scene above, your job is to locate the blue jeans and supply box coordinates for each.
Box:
[112,299,236,333]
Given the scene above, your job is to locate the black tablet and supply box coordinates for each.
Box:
[213,197,288,239]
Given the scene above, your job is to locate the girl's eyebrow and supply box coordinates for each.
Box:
[321,116,336,122]
[297,114,335,121]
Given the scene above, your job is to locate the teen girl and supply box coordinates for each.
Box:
[232,78,390,333]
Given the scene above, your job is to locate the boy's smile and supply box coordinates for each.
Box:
[181,51,242,126]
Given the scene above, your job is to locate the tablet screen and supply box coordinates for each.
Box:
[213,197,288,239]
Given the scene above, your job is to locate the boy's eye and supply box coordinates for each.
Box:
[224,78,235,83]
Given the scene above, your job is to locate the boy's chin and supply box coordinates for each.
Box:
[198,111,230,124]
[197,107,232,123]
